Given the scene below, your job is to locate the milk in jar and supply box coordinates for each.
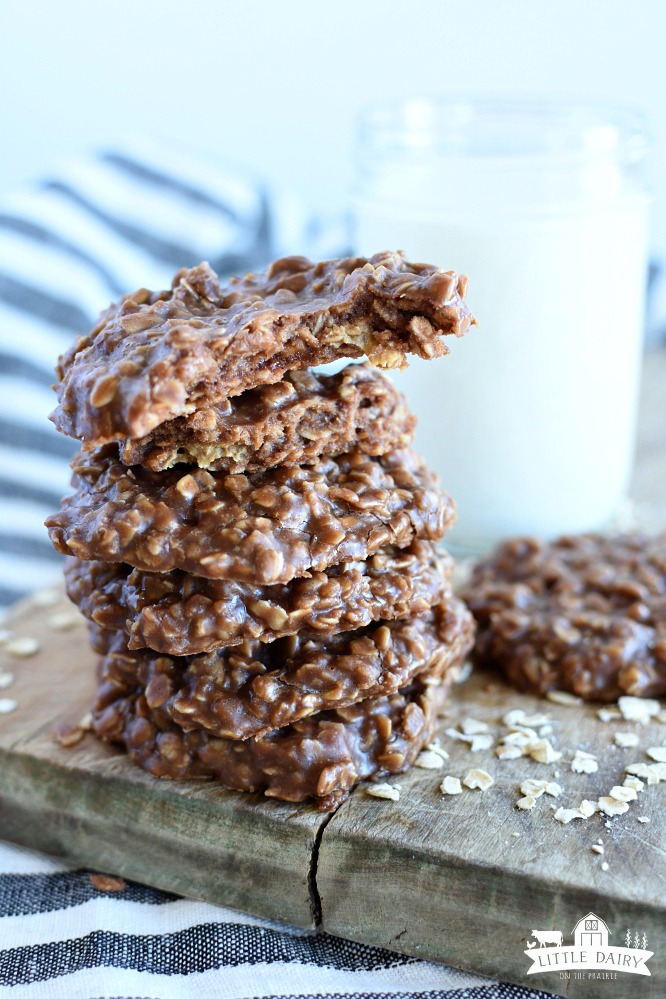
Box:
[353,100,650,553]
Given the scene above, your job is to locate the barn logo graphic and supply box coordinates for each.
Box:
[524,912,653,977]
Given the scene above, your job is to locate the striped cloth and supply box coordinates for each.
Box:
[0,144,555,998]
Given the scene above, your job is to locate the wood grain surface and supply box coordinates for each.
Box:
[0,347,664,997]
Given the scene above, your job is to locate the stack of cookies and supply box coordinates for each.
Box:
[47,251,476,810]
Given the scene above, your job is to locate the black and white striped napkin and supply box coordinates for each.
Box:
[0,142,554,999]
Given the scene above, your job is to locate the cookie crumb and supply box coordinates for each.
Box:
[55,721,87,748]
[89,873,126,893]
[591,844,605,855]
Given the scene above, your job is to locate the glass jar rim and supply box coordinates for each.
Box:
[357,95,650,166]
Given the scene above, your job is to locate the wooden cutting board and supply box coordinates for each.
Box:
[1,350,665,999]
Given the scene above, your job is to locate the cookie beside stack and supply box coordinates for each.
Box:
[47,251,476,810]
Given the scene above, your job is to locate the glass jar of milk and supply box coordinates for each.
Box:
[352,99,650,555]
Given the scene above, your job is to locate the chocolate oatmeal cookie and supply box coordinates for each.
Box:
[65,541,452,654]
[466,533,666,701]
[118,364,416,473]
[47,446,453,584]
[51,252,474,445]
[92,668,451,811]
[89,597,474,740]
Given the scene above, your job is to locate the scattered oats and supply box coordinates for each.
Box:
[0,629,13,645]
[502,709,528,726]
[646,746,666,763]
[366,783,400,801]
[502,730,535,746]
[522,713,551,728]
[623,776,645,793]
[511,831,521,837]
[47,611,82,631]
[445,728,493,751]
[554,769,561,778]
[519,779,561,798]
[637,816,650,823]
[547,690,582,706]
[0,671,14,689]
[609,785,637,803]
[79,712,93,731]
[538,725,554,737]
[656,710,666,725]
[415,750,445,770]
[601,861,609,872]
[495,743,524,760]
[506,724,539,739]
[527,739,562,764]
[0,697,17,714]
[4,636,40,658]
[649,762,666,780]
[625,763,661,784]
[598,796,630,816]
[452,660,473,684]
[614,732,639,748]
[579,800,599,817]
[461,717,490,735]
[617,696,660,723]
[554,807,584,823]
[463,769,494,791]
[571,750,598,774]
[440,776,463,795]
[426,741,449,760]
[30,588,61,607]
[468,734,493,752]
[597,706,622,723]
[592,844,605,855]
[520,779,547,798]
[515,795,537,810]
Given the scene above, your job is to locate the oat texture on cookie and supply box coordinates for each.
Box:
[46,251,476,809]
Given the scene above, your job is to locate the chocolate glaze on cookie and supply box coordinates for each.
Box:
[93,667,452,811]
[88,597,473,740]
[51,252,474,445]
[47,446,454,583]
[466,533,666,701]
[118,363,416,473]
[65,541,452,655]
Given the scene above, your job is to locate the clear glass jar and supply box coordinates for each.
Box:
[352,98,651,554]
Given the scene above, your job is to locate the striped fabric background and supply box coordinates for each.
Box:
[0,144,556,998]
